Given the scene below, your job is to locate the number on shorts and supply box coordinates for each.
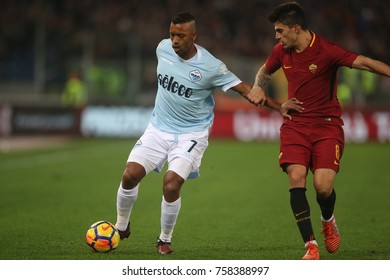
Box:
[187,140,198,153]
[335,144,340,161]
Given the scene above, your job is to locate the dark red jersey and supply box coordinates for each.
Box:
[265,32,358,125]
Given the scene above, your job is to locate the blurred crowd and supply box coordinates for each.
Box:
[0,0,389,105]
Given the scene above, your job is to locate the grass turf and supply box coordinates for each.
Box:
[0,138,389,260]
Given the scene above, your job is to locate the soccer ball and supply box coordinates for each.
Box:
[85,221,120,253]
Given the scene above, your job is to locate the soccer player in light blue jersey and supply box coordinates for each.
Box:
[114,12,303,254]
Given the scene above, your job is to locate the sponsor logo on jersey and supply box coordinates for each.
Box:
[189,69,202,81]
[157,73,193,98]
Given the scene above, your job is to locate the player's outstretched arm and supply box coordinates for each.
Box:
[232,64,273,106]
[230,81,303,119]
[247,64,272,106]
[231,81,267,106]
[352,55,390,77]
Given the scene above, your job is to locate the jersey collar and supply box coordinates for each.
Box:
[309,31,316,48]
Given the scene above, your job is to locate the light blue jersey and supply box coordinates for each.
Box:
[150,39,241,133]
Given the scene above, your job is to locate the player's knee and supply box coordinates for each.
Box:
[286,165,307,186]
[288,171,306,186]
[313,169,336,196]
[315,184,333,197]
[163,172,184,200]
[122,171,138,189]
[122,164,145,189]
[163,184,181,202]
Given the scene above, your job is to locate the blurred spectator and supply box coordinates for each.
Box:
[61,70,87,108]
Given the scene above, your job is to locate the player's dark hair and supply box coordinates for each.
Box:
[268,1,307,30]
[171,12,196,24]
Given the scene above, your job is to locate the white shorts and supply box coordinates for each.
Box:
[128,123,209,180]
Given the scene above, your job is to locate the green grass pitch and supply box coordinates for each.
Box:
[0,138,389,260]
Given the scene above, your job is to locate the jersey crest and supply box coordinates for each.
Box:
[189,69,202,81]
[308,63,318,74]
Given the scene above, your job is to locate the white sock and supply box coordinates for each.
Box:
[115,182,139,231]
[159,196,181,243]
[305,239,318,248]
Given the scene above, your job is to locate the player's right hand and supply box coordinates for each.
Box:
[247,86,267,106]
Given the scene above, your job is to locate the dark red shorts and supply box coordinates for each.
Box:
[279,122,344,173]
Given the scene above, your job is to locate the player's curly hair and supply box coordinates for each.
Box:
[268,1,308,30]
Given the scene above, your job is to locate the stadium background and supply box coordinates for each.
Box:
[0,0,390,263]
[0,0,390,144]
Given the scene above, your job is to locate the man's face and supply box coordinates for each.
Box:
[274,21,298,49]
[169,22,197,59]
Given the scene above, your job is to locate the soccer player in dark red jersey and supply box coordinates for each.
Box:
[247,2,390,260]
